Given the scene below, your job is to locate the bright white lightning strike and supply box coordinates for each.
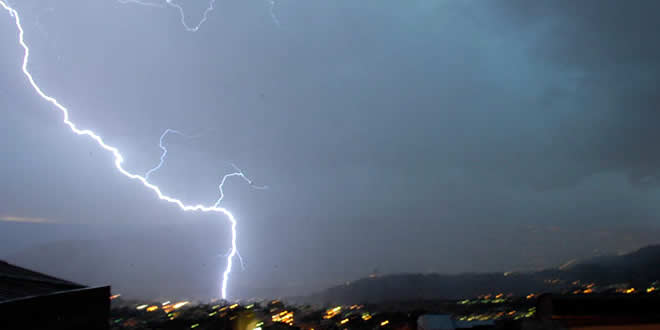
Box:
[0,1,248,300]
[146,129,267,271]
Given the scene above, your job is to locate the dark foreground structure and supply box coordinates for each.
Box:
[532,293,660,329]
[0,260,110,330]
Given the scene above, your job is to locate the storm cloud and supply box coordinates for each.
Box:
[1,0,660,298]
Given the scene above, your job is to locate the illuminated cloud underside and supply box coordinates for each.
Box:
[0,215,52,224]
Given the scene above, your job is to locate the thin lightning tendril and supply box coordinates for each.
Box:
[218,249,246,271]
[214,163,268,208]
[267,0,280,26]
[0,1,245,300]
[145,128,193,180]
[146,129,267,272]
[211,164,267,272]
[119,0,216,32]
[165,0,216,32]
[120,0,280,30]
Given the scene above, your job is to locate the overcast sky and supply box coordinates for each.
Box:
[2,0,660,299]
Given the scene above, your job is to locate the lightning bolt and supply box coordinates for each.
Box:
[218,249,246,271]
[146,129,267,272]
[214,163,268,208]
[120,0,281,30]
[118,0,215,32]
[145,128,196,180]
[0,0,252,300]
[212,163,267,272]
[166,0,216,32]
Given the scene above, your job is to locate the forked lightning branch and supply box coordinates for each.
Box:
[0,1,263,300]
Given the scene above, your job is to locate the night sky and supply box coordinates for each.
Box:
[2,0,660,299]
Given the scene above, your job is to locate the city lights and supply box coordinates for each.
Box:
[272,311,294,326]
[173,301,190,309]
[323,306,341,319]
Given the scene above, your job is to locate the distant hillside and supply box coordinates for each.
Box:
[562,245,660,285]
[300,245,660,304]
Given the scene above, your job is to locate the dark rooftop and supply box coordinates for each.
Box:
[0,260,86,302]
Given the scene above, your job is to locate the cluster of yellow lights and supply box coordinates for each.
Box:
[526,293,536,299]
[614,287,636,294]
[230,304,239,309]
[647,287,656,293]
[323,306,341,319]
[570,283,598,295]
[459,295,509,305]
[167,311,180,320]
[460,314,498,322]
[272,311,294,326]
[459,308,535,322]
[173,301,190,309]
[136,300,189,313]
[361,313,372,321]
[163,301,190,313]
[477,293,510,300]
[380,320,389,326]
[340,318,349,325]
[349,304,363,310]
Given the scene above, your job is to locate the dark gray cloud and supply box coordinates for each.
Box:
[488,0,660,186]
[1,0,660,298]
